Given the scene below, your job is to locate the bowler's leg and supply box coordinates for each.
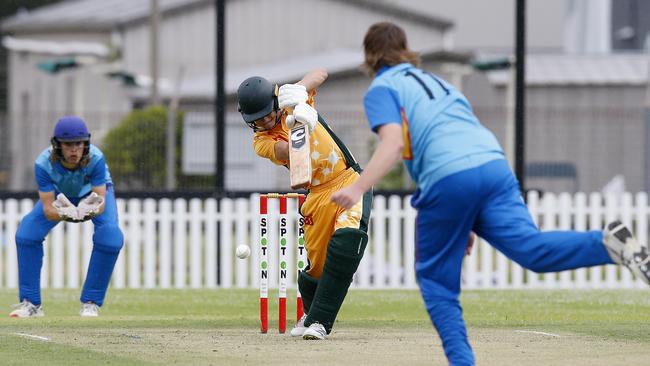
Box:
[473,160,612,272]
[416,204,476,366]
[413,168,484,366]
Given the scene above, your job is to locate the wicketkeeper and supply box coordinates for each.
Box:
[237,69,372,340]
[11,116,123,318]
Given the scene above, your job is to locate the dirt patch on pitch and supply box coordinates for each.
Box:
[32,327,650,365]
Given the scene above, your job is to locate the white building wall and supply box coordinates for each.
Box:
[387,0,567,53]
[120,0,446,84]
[6,34,133,190]
[4,0,449,191]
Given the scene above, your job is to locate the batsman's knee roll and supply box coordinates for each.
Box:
[298,270,319,314]
[323,228,368,279]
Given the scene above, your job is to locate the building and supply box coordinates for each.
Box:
[1,0,454,192]
[2,0,650,194]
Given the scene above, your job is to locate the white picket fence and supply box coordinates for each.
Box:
[0,192,648,290]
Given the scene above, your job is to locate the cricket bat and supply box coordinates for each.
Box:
[288,121,312,189]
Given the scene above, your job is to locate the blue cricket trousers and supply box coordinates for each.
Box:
[414,158,613,366]
[15,186,124,306]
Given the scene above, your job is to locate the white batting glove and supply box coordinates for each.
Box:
[52,193,81,222]
[77,192,105,221]
[278,84,308,110]
[285,114,295,129]
[293,102,318,133]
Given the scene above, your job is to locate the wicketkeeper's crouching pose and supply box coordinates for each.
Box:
[237,69,372,340]
[10,116,123,318]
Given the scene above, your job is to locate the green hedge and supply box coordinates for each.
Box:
[103,106,214,191]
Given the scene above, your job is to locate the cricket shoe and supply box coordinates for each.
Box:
[9,300,44,318]
[302,322,327,340]
[80,302,99,317]
[603,220,650,285]
[290,314,308,337]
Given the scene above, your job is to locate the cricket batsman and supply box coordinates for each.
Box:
[10,116,123,318]
[237,69,372,340]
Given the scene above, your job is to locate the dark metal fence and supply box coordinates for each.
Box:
[0,102,647,196]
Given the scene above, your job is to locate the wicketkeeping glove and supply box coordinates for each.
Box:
[52,193,82,222]
[278,84,308,110]
[77,192,105,221]
[292,102,318,133]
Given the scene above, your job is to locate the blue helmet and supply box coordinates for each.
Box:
[51,116,91,159]
[53,116,90,142]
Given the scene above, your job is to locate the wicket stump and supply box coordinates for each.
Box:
[259,193,306,333]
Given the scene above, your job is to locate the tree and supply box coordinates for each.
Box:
[103,106,214,191]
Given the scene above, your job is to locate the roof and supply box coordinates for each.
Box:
[329,0,452,30]
[129,47,471,100]
[1,0,209,32]
[127,48,364,101]
[486,54,650,86]
[1,0,452,33]
[2,35,109,56]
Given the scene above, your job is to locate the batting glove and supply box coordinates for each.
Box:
[52,193,82,222]
[285,114,297,129]
[293,102,318,133]
[278,84,308,110]
[77,192,105,221]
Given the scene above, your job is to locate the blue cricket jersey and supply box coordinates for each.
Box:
[364,63,505,207]
[34,144,113,199]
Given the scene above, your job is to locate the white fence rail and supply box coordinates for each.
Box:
[0,192,648,290]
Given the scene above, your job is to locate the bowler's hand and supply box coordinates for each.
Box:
[331,184,364,210]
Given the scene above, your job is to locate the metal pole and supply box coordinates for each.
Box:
[166,66,185,191]
[644,59,650,193]
[150,0,161,106]
[515,0,526,194]
[215,0,225,193]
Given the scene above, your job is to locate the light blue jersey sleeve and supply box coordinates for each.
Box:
[364,86,402,132]
[35,163,55,192]
[90,156,109,186]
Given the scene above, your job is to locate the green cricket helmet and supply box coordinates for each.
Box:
[237,76,279,130]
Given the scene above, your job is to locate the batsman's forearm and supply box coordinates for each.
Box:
[355,138,403,193]
[297,68,328,92]
[274,140,289,162]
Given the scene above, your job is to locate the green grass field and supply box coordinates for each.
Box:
[0,289,649,365]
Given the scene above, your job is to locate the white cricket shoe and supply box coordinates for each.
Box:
[9,300,44,318]
[80,302,99,317]
[290,314,308,337]
[603,220,650,285]
[302,322,327,340]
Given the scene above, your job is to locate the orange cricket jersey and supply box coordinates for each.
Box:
[252,91,348,189]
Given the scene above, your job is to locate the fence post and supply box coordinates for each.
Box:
[173,199,187,288]
[220,198,233,288]
[190,198,203,288]
[143,198,157,288]
[128,198,142,288]
[159,199,172,288]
